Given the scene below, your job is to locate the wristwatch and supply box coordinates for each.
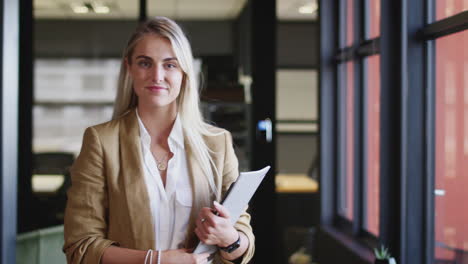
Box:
[219,234,241,253]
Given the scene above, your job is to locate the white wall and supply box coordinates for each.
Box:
[276,69,318,132]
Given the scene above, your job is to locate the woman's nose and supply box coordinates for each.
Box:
[152,65,164,83]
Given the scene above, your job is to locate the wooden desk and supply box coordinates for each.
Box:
[275,174,320,264]
[275,174,319,193]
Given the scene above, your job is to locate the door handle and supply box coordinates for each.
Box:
[257,118,272,143]
[434,189,446,196]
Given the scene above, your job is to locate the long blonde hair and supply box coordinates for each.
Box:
[113,16,222,199]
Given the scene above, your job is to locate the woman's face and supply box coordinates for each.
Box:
[127,34,183,110]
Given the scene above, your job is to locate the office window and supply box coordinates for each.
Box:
[338,62,355,220]
[434,30,468,263]
[436,0,468,21]
[321,0,468,262]
[367,0,381,39]
[365,55,380,236]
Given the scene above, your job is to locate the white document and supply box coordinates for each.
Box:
[193,166,271,254]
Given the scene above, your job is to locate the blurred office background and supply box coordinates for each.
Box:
[1,0,467,264]
[20,0,319,263]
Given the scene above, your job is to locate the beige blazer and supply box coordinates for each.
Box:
[63,109,255,264]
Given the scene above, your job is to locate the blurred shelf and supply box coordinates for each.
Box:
[202,101,250,171]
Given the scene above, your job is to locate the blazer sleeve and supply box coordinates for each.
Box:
[63,127,118,264]
[219,131,255,264]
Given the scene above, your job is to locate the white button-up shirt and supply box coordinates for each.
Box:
[136,111,193,250]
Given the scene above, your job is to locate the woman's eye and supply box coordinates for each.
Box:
[165,63,178,69]
[138,61,151,68]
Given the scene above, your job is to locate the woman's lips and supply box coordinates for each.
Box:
[146,85,168,92]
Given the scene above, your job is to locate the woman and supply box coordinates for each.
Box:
[63,17,254,264]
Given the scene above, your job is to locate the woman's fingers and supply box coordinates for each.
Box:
[196,253,211,263]
[195,204,238,246]
[213,201,230,219]
[196,216,211,236]
[198,207,217,225]
[195,226,215,244]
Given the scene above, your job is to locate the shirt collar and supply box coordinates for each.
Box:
[169,115,184,149]
[135,109,185,150]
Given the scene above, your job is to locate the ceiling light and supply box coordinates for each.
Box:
[298,2,318,14]
[70,2,111,14]
[94,5,110,14]
[72,5,89,14]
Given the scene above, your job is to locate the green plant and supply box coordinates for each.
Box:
[374,245,392,260]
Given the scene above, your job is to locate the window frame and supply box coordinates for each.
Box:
[334,0,382,245]
[320,0,468,264]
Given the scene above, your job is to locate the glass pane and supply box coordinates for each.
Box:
[30,1,138,232]
[436,0,468,21]
[338,62,354,220]
[367,0,381,39]
[434,30,468,263]
[346,0,354,46]
[365,55,380,236]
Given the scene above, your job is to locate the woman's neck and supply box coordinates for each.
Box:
[137,103,177,145]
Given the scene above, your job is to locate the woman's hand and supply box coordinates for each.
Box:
[194,201,239,247]
[160,248,210,264]
[101,246,210,264]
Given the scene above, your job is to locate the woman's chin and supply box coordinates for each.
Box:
[140,99,176,110]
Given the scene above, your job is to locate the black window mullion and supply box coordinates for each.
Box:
[402,0,428,262]
[335,46,355,63]
[380,0,403,261]
[352,0,363,237]
[425,1,435,263]
[420,10,468,40]
[425,38,436,264]
[356,38,380,57]
[139,0,147,22]
[319,0,339,225]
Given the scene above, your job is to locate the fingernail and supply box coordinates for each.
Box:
[214,201,220,206]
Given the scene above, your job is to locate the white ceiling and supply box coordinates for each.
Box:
[34,0,318,21]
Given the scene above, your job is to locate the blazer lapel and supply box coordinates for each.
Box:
[184,138,212,249]
[119,109,155,249]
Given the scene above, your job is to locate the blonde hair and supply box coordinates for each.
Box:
[113,16,222,199]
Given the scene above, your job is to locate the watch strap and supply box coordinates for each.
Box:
[219,234,241,253]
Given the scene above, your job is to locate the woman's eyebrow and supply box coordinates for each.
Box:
[163,57,178,62]
[134,55,177,62]
[135,55,153,61]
